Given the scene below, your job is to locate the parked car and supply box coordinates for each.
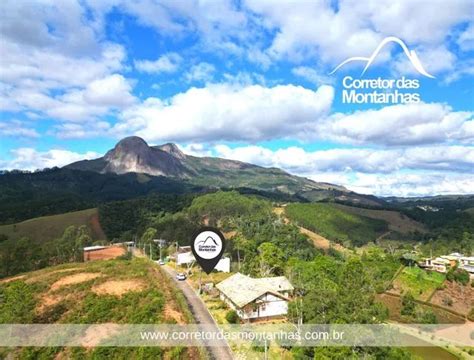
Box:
[176,273,187,281]
[158,259,165,265]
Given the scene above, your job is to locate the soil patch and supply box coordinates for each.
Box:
[50,273,102,291]
[430,281,474,315]
[299,226,347,253]
[164,304,185,324]
[92,280,145,296]
[84,246,125,261]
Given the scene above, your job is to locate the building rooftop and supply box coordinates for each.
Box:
[216,273,293,308]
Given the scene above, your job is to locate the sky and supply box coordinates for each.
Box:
[0,0,473,197]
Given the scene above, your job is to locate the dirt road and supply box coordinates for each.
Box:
[161,265,234,360]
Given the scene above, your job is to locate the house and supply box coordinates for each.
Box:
[215,257,231,273]
[419,257,452,273]
[460,256,474,277]
[216,273,294,320]
[175,246,195,266]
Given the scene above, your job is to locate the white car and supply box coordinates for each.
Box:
[176,273,187,281]
[158,260,165,265]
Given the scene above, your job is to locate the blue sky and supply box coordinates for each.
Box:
[0,0,473,196]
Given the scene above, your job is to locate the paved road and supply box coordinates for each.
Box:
[161,265,234,360]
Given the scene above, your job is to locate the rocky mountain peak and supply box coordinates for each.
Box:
[109,136,149,157]
[156,143,185,160]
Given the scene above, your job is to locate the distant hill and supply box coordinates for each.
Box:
[0,208,106,243]
[285,203,389,247]
[331,203,426,235]
[66,136,383,206]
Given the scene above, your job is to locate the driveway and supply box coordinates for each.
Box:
[161,265,234,360]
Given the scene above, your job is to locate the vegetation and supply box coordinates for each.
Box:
[286,203,388,246]
[446,267,470,285]
[0,225,92,278]
[0,168,203,225]
[225,310,239,324]
[98,194,194,240]
[286,256,413,358]
[0,208,105,244]
[394,267,445,301]
[0,258,193,359]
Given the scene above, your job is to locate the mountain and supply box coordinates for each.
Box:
[66,136,382,206]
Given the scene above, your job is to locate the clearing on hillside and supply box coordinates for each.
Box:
[92,279,146,296]
[285,203,388,247]
[0,258,198,359]
[390,266,446,301]
[332,204,426,235]
[0,208,106,243]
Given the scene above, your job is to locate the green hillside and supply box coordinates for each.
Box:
[285,203,388,246]
[0,258,198,359]
[0,208,106,243]
[332,203,426,235]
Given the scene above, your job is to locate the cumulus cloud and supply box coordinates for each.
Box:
[213,144,474,175]
[323,103,474,146]
[243,0,473,74]
[134,53,182,74]
[334,172,474,197]
[0,148,101,171]
[212,144,474,196]
[113,83,334,142]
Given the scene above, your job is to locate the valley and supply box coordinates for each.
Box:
[0,137,473,359]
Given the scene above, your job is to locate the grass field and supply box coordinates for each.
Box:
[0,257,199,359]
[392,266,446,301]
[0,208,106,243]
[285,203,388,246]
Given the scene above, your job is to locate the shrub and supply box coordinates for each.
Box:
[442,295,453,307]
[401,292,416,316]
[453,269,470,286]
[468,308,474,322]
[225,310,239,324]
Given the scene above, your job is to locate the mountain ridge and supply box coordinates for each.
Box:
[65,136,382,206]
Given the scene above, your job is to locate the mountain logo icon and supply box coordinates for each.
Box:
[329,36,435,78]
[197,236,218,246]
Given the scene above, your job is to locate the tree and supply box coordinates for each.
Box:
[256,242,285,276]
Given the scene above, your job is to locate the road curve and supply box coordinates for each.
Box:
[161,265,234,360]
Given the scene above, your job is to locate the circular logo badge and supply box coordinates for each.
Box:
[191,227,226,274]
[194,230,223,259]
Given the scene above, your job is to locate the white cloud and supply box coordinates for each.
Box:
[0,148,101,171]
[323,103,473,146]
[292,66,334,86]
[185,62,216,83]
[212,144,474,196]
[457,23,474,51]
[334,172,474,197]
[0,120,39,138]
[243,0,473,76]
[213,144,474,175]
[83,74,136,107]
[134,53,182,74]
[114,83,334,142]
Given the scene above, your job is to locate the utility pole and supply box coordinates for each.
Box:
[175,241,179,270]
